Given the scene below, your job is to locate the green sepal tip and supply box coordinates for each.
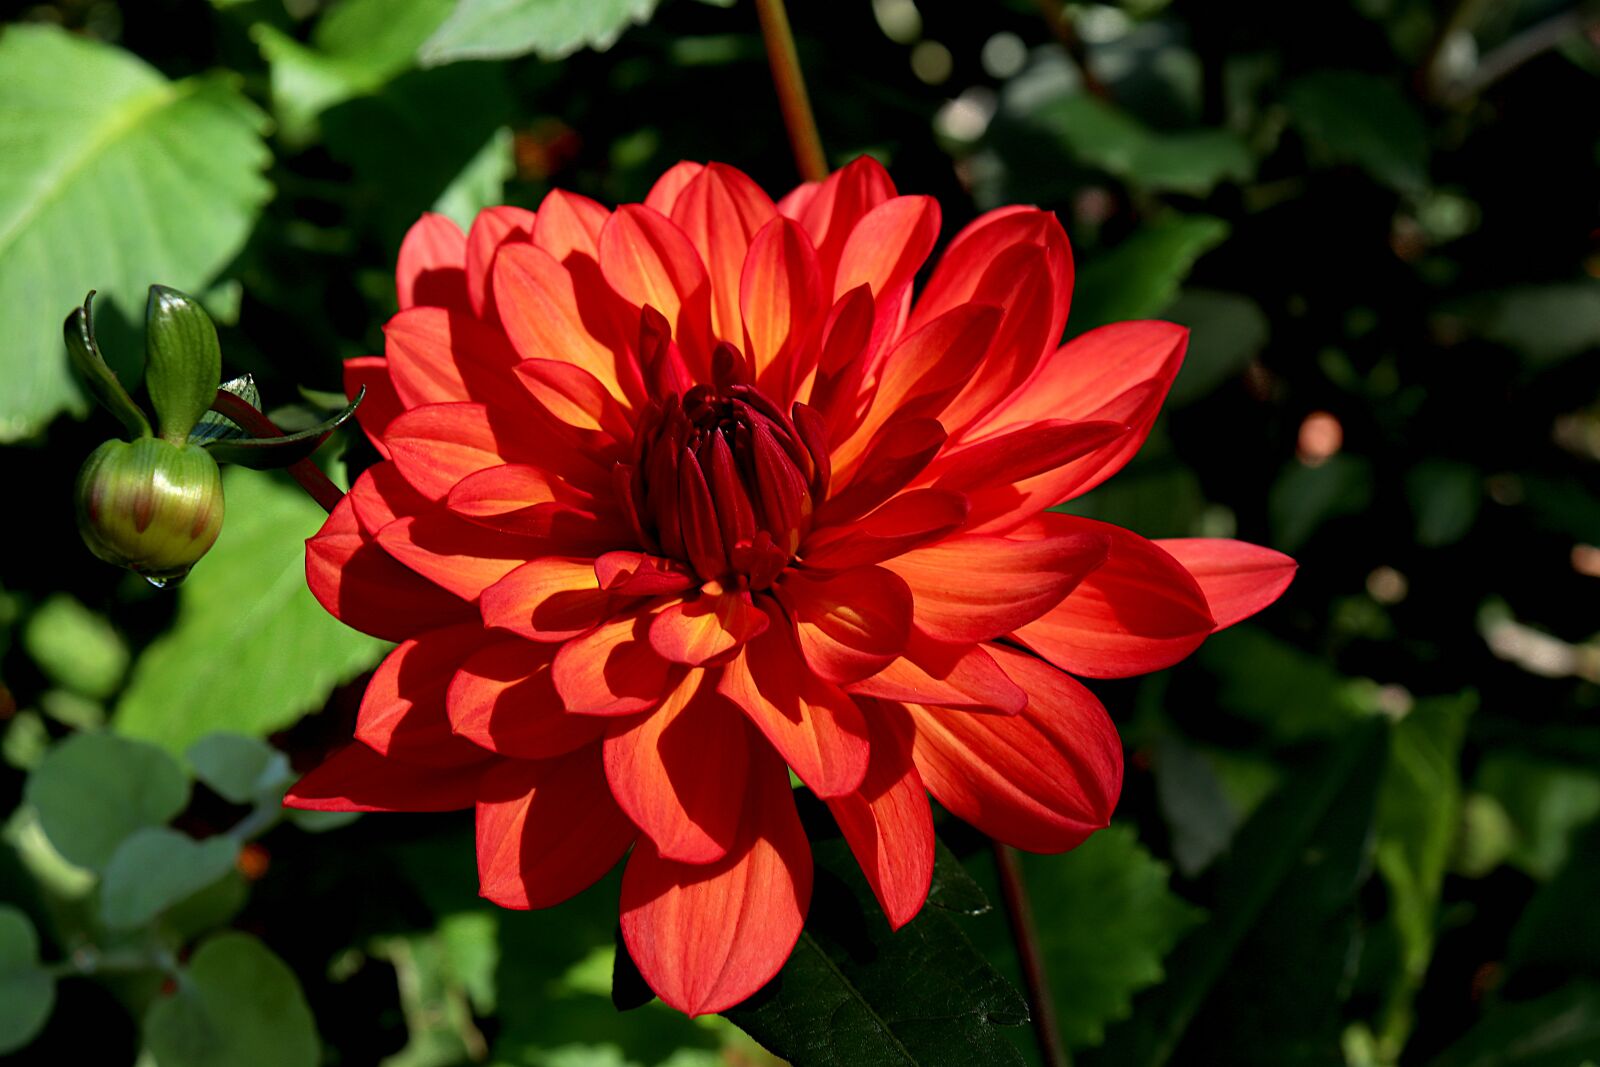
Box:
[63,291,153,440]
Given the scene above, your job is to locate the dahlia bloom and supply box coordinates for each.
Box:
[287,158,1295,1015]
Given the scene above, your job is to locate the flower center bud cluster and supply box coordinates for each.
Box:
[622,349,829,589]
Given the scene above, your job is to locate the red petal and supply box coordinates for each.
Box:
[463,205,536,318]
[552,612,675,715]
[531,188,610,262]
[383,305,522,411]
[883,528,1109,644]
[740,216,824,398]
[396,212,469,312]
[604,672,752,863]
[1156,538,1297,631]
[475,747,637,908]
[514,358,635,441]
[922,418,1129,531]
[448,638,607,758]
[825,707,934,929]
[671,163,778,343]
[347,462,429,536]
[804,489,969,571]
[779,566,912,685]
[595,551,698,596]
[446,464,625,548]
[480,557,611,642]
[904,647,1122,851]
[644,161,706,215]
[344,357,402,457]
[383,401,507,501]
[355,623,495,766]
[1011,515,1216,679]
[786,155,897,292]
[649,589,770,666]
[599,204,714,375]
[306,495,475,641]
[719,623,870,797]
[831,194,941,356]
[620,746,811,1016]
[848,633,1027,714]
[494,242,636,407]
[374,511,538,601]
[285,742,488,812]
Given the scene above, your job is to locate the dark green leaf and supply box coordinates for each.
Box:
[143,932,318,1067]
[114,468,389,752]
[1270,454,1374,552]
[0,25,270,441]
[1089,723,1388,1067]
[1164,289,1270,406]
[1025,825,1203,1049]
[0,906,54,1055]
[722,817,1028,1066]
[186,732,292,805]
[1474,753,1600,880]
[1408,460,1482,548]
[927,841,992,916]
[1070,216,1229,335]
[99,826,240,929]
[145,286,222,444]
[1284,71,1428,192]
[1424,983,1600,1067]
[23,732,190,870]
[1508,817,1600,981]
[420,0,661,65]
[1442,282,1600,367]
[63,292,151,438]
[1198,626,1379,740]
[201,389,362,469]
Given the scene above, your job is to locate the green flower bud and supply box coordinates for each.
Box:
[75,438,225,585]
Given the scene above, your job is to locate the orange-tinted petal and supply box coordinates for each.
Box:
[344,356,402,456]
[847,633,1026,714]
[644,160,706,215]
[552,611,675,715]
[648,589,769,666]
[599,204,714,375]
[494,242,634,405]
[480,557,611,642]
[804,488,968,571]
[464,205,536,318]
[448,638,606,758]
[374,511,537,601]
[1156,538,1298,631]
[779,566,912,685]
[671,163,778,343]
[396,212,468,312]
[740,216,824,398]
[285,741,488,812]
[531,188,610,262]
[383,305,521,410]
[355,623,495,766]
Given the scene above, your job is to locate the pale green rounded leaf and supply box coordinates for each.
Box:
[143,932,318,1067]
[0,25,270,441]
[186,732,292,805]
[23,732,190,870]
[99,827,240,930]
[0,906,55,1055]
[420,0,660,65]
[115,468,389,752]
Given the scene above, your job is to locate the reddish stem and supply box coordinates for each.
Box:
[209,389,345,514]
[755,0,828,183]
[994,841,1071,1067]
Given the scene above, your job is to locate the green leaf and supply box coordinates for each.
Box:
[64,291,151,438]
[1089,723,1388,1067]
[0,25,270,441]
[1474,753,1600,880]
[22,594,129,700]
[201,389,362,469]
[1198,626,1379,740]
[145,286,222,444]
[23,732,190,870]
[1374,694,1476,1044]
[143,932,318,1067]
[1284,71,1428,192]
[99,826,240,930]
[420,0,661,65]
[432,127,516,231]
[1069,216,1229,335]
[114,468,389,752]
[0,906,55,1055]
[1423,983,1600,1067]
[1443,282,1600,367]
[1508,817,1600,980]
[186,732,293,805]
[1163,289,1270,406]
[1407,460,1482,548]
[1025,826,1203,1049]
[721,811,1029,1066]
[1023,94,1254,197]
[253,0,456,145]
[1270,454,1374,552]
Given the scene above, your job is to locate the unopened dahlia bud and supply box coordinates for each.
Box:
[75,437,224,585]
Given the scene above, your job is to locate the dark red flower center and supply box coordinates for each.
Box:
[622,344,829,589]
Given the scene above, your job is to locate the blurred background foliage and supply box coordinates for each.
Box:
[0,0,1598,1064]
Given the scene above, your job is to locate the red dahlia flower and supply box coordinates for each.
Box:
[287,158,1296,1015]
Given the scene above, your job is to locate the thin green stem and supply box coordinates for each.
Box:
[994,841,1071,1067]
[754,0,828,183]
[210,389,344,514]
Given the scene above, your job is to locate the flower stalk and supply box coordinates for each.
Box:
[208,389,345,514]
[754,0,828,182]
[994,841,1070,1067]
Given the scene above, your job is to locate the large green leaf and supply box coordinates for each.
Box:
[114,468,389,752]
[1423,983,1600,1067]
[98,826,240,930]
[185,732,293,806]
[1025,826,1203,1049]
[1088,723,1388,1067]
[1284,71,1428,192]
[23,732,190,870]
[721,810,1029,1066]
[143,932,318,1067]
[0,25,270,441]
[419,0,661,65]
[1068,216,1229,335]
[0,906,54,1056]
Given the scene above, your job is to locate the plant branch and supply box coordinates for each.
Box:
[1442,3,1600,104]
[993,841,1070,1067]
[209,390,344,514]
[754,0,828,182]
